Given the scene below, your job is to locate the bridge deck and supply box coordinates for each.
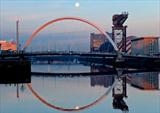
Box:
[0,51,160,69]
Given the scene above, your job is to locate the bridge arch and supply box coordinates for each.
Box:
[23,17,118,51]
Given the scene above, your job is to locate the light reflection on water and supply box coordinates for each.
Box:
[0,64,160,113]
[31,64,91,73]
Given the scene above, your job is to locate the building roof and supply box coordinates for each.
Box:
[0,40,17,51]
[131,37,160,42]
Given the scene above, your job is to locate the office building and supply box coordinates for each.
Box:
[131,37,160,55]
[90,33,106,52]
[0,40,17,51]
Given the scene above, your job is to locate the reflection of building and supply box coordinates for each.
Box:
[90,33,106,52]
[90,75,114,88]
[159,73,160,89]
[112,96,128,112]
[131,72,160,90]
[91,65,114,73]
[112,76,128,112]
[0,40,17,51]
[131,37,160,55]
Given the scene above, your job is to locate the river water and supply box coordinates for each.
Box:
[0,64,160,113]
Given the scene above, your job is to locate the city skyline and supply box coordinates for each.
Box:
[0,0,160,51]
[0,1,160,113]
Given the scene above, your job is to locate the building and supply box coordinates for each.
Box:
[112,12,128,53]
[90,32,117,52]
[90,33,106,52]
[118,36,137,54]
[117,40,130,53]
[99,41,115,52]
[90,32,135,53]
[0,40,17,51]
[131,37,160,55]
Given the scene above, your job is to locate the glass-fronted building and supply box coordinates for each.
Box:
[131,37,160,56]
[90,33,106,52]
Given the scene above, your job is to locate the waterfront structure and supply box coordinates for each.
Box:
[90,12,128,53]
[0,40,17,51]
[131,37,160,55]
[90,32,134,53]
[90,33,106,52]
[90,32,115,52]
[112,12,128,53]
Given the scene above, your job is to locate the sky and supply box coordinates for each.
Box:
[0,0,160,51]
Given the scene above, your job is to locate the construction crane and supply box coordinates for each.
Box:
[112,12,128,27]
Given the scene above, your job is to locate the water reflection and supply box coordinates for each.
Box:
[90,75,114,88]
[0,64,160,113]
[90,69,129,112]
[130,72,160,90]
[27,79,116,112]
[112,76,128,112]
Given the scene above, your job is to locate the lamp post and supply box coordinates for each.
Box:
[16,20,19,53]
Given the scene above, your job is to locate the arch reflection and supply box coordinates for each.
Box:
[28,65,160,112]
[27,76,118,112]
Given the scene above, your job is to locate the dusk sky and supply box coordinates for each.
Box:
[0,0,160,51]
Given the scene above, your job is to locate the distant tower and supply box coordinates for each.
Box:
[112,12,128,52]
[16,20,19,52]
